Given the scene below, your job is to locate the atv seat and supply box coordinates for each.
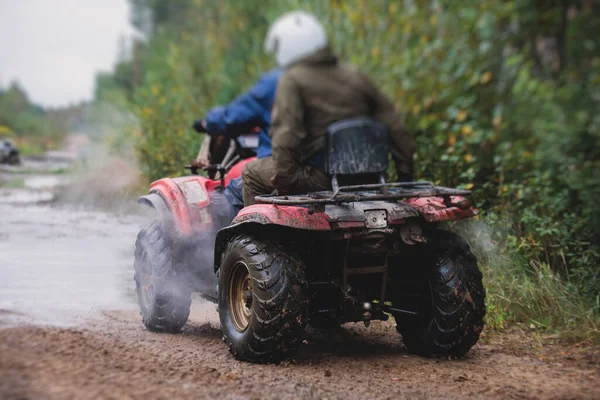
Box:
[254,118,471,205]
[325,117,389,195]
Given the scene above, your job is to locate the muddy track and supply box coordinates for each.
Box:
[1,158,599,399]
[1,310,599,399]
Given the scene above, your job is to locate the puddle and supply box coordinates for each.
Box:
[1,155,72,204]
[0,151,206,328]
[24,175,70,190]
[0,188,54,204]
[0,203,149,326]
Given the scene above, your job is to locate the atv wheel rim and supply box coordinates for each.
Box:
[229,261,252,332]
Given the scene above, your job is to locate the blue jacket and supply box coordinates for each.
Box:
[205,68,282,159]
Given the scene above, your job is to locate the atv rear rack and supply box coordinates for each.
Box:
[255,181,471,206]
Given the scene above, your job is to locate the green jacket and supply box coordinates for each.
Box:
[270,46,414,193]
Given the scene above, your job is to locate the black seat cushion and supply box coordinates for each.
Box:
[326,117,388,176]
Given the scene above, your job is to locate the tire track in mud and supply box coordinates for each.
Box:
[1,309,599,400]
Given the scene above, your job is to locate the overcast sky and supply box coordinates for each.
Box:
[0,0,135,108]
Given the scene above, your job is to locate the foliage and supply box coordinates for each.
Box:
[0,83,60,147]
[453,219,600,340]
[107,0,600,335]
[0,81,93,154]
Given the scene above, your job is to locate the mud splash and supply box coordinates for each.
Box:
[0,150,219,329]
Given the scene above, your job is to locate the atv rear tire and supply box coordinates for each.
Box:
[219,235,308,363]
[394,231,485,357]
[134,220,191,333]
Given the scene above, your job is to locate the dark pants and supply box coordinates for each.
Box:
[241,156,330,206]
[223,176,244,215]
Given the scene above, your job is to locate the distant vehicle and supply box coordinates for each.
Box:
[0,139,21,165]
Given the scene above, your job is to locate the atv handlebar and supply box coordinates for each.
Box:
[192,119,207,133]
[184,164,228,186]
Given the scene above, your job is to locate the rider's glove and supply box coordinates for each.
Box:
[192,119,207,133]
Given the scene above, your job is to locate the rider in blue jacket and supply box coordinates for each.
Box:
[194,68,282,159]
[193,68,282,212]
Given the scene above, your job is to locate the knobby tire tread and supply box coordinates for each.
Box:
[134,220,191,333]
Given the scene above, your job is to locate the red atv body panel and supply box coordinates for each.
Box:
[148,157,255,234]
[230,196,477,231]
[233,205,331,231]
[405,196,478,222]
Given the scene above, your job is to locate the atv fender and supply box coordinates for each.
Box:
[232,204,331,230]
[139,177,212,235]
[213,205,331,272]
[141,159,256,235]
[138,192,171,218]
[137,192,178,235]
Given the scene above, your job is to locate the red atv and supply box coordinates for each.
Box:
[134,118,486,363]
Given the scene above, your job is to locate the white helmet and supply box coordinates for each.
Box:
[264,11,327,68]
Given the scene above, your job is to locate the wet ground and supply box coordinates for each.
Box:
[1,155,599,399]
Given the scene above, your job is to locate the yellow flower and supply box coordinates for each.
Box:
[461,125,473,135]
[464,154,472,162]
[457,110,468,122]
[151,87,159,96]
[448,135,457,146]
[480,71,493,84]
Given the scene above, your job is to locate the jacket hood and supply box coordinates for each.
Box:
[289,46,338,68]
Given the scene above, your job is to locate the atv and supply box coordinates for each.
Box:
[0,139,21,165]
[134,118,486,363]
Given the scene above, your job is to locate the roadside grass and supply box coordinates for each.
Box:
[0,177,26,189]
[483,257,600,340]
[453,220,600,343]
[14,139,46,156]
[0,166,72,175]
[46,166,71,175]
[14,136,58,156]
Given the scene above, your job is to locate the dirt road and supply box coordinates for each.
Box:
[1,158,599,399]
